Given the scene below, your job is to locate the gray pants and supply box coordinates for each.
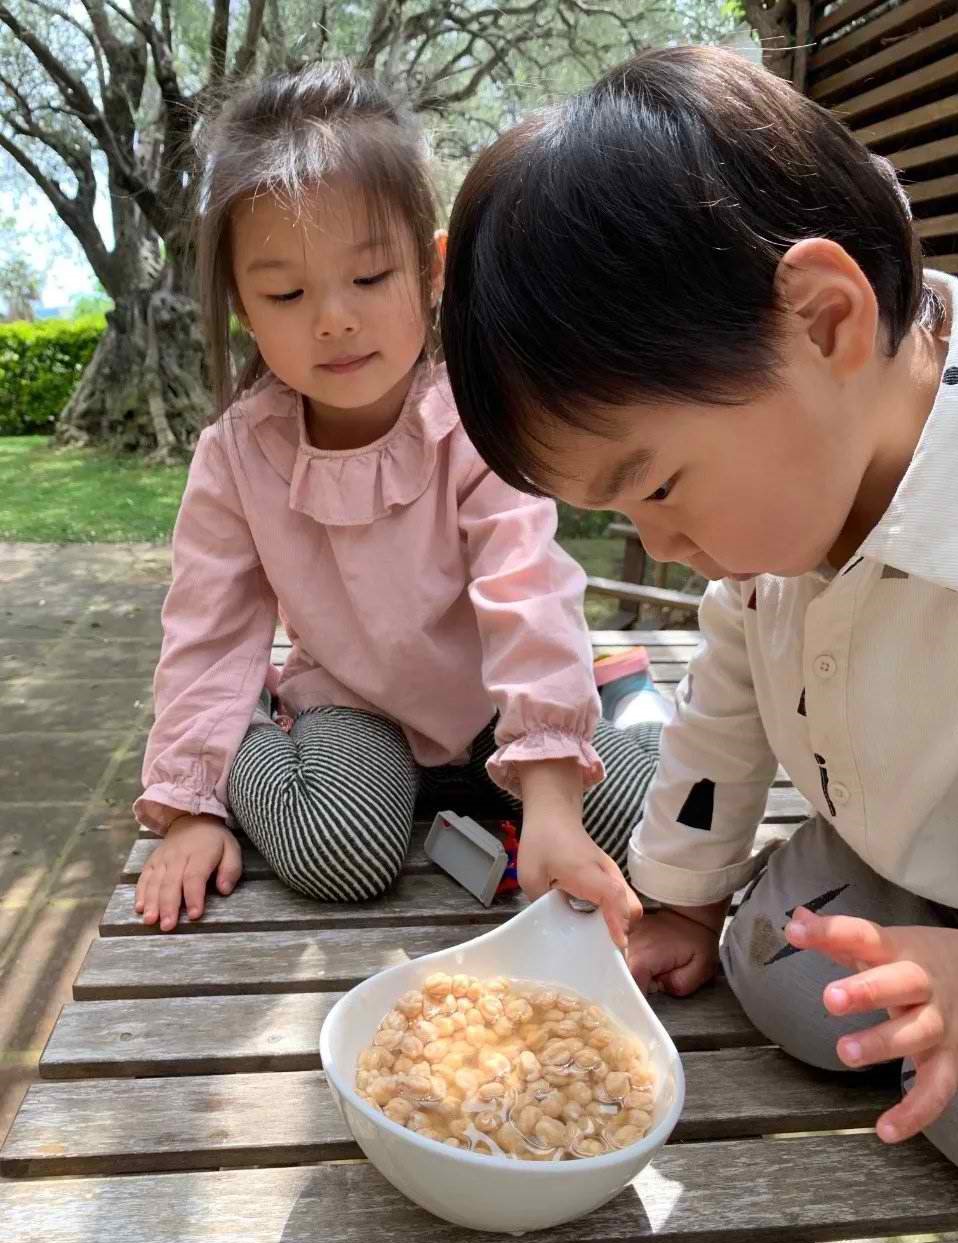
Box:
[722,815,958,1164]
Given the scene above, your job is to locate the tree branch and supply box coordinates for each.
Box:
[208,0,230,85]
[232,0,267,79]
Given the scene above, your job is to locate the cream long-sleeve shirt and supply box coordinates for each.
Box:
[630,272,958,910]
[136,362,603,834]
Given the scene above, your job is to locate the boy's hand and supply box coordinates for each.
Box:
[627,907,722,996]
[786,908,958,1143]
[134,814,242,932]
[518,819,642,952]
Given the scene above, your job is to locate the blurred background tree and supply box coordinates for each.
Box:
[0,0,736,459]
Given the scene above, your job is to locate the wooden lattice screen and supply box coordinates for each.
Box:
[754,0,957,274]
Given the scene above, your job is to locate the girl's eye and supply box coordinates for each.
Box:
[354,270,392,287]
[268,290,303,303]
[644,477,675,503]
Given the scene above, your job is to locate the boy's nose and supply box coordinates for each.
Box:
[628,515,693,566]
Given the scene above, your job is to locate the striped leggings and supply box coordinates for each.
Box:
[227,708,661,903]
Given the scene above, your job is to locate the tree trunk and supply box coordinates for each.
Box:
[56,285,210,462]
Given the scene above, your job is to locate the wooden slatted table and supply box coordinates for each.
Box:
[3,631,957,1242]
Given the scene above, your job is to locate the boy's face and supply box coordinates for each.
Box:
[534,368,872,581]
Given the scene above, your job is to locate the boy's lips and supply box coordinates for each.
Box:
[317,352,376,374]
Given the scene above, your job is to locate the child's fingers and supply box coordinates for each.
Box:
[836,1003,943,1069]
[182,860,213,922]
[137,867,163,924]
[875,1049,958,1143]
[786,908,891,968]
[824,959,931,1018]
[157,867,186,932]
[659,952,716,998]
[216,836,243,895]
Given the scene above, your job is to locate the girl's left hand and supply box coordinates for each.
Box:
[786,908,958,1142]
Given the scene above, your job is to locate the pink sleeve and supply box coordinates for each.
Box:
[458,452,603,797]
[134,424,278,833]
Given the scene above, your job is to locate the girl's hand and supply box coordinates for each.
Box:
[134,814,243,932]
[518,819,642,951]
[516,755,641,950]
[786,908,958,1142]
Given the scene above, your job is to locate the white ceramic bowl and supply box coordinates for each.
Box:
[320,890,685,1234]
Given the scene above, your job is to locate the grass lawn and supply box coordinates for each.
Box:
[0,437,188,542]
[0,438,668,628]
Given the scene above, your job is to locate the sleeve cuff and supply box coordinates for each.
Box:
[628,839,763,906]
[486,729,606,798]
[134,784,230,835]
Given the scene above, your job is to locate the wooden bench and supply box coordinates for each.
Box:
[2,630,956,1241]
[587,524,703,627]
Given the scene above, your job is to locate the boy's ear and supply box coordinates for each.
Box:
[776,238,879,379]
[431,229,448,305]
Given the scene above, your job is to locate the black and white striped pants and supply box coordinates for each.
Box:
[227,708,660,903]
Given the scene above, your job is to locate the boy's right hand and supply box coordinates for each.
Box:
[627,906,723,996]
[134,814,242,932]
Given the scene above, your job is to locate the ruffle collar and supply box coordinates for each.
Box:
[241,363,459,526]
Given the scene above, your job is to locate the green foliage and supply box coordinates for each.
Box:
[0,315,105,435]
[556,502,616,539]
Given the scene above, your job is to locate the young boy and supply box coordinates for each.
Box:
[439,45,958,1161]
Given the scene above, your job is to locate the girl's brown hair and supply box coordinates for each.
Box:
[195,61,439,415]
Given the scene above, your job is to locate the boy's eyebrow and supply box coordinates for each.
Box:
[586,447,656,506]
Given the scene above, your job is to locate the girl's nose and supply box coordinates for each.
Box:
[315,300,359,339]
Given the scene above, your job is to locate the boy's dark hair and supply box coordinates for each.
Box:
[195,61,439,414]
[441,45,936,495]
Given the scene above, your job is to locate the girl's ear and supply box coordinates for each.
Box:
[431,229,448,305]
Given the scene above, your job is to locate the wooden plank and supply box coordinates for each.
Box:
[99,873,527,937]
[2,1132,957,1242]
[105,796,808,937]
[811,13,958,103]
[586,577,702,612]
[917,210,958,239]
[812,0,951,63]
[73,924,495,999]
[834,53,958,125]
[0,1050,898,1178]
[122,825,437,883]
[893,132,958,172]
[932,253,958,273]
[120,793,808,892]
[40,978,763,1080]
[908,171,958,204]
[855,93,958,148]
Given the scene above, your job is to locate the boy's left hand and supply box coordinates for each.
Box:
[786,907,958,1143]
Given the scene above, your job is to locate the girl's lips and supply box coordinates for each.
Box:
[317,353,376,374]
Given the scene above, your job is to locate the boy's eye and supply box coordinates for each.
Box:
[354,270,392,287]
[644,477,674,503]
[268,289,303,303]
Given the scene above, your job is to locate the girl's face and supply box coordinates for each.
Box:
[232,183,441,417]
[533,361,873,582]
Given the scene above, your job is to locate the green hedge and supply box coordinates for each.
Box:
[0,315,105,435]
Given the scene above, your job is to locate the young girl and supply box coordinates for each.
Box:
[440,48,958,1161]
[133,61,661,948]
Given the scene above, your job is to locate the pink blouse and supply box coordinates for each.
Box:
[135,363,603,833]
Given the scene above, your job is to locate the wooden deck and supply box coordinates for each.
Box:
[2,631,957,1241]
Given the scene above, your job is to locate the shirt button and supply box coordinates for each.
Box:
[814,654,837,679]
[830,782,850,806]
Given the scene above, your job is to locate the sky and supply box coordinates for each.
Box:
[1,187,105,311]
